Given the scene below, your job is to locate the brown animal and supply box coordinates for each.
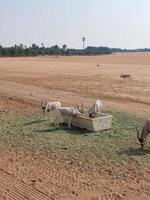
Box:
[136,119,150,148]
[120,73,131,79]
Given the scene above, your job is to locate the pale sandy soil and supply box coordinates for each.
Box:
[0,53,150,199]
[0,53,150,118]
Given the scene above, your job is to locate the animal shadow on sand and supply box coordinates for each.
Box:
[117,147,150,156]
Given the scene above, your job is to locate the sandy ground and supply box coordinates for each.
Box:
[0,53,150,118]
[0,53,150,199]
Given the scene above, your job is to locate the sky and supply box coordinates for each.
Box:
[0,0,150,49]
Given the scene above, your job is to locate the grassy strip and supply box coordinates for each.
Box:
[0,111,150,169]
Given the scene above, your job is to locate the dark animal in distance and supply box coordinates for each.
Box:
[120,73,131,79]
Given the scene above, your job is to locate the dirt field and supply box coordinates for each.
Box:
[0,53,150,200]
[0,53,150,118]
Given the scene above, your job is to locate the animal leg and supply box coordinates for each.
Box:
[68,116,72,128]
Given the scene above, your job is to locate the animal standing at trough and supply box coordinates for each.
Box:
[52,106,82,128]
[41,99,61,126]
[41,99,112,132]
[89,99,103,118]
[40,99,149,148]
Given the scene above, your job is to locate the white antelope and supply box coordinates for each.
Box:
[52,106,81,128]
[41,99,61,126]
[41,99,61,114]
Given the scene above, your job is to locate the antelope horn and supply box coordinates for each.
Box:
[44,99,47,106]
[76,103,79,110]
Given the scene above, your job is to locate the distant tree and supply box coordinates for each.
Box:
[19,43,24,49]
[40,43,46,55]
[62,44,67,51]
[31,43,39,50]
[62,44,67,55]
[0,45,2,56]
[30,43,39,56]
[51,45,60,56]
[41,43,44,48]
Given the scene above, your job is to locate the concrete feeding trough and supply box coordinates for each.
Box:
[62,112,112,132]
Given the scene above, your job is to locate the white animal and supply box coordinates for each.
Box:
[52,106,81,128]
[45,101,61,112]
[41,99,61,114]
[89,99,103,118]
[41,100,61,126]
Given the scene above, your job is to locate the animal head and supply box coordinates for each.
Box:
[41,99,47,114]
[136,126,145,149]
[89,104,96,118]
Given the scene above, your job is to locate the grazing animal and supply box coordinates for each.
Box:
[120,73,131,79]
[136,119,150,148]
[52,107,81,128]
[89,99,102,118]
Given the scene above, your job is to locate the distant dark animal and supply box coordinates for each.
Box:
[120,73,131,79]
[97,64,100,67]
[136,119,150,148]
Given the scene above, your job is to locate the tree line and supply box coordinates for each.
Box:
[0,43,113,57]
[0,43,149,57]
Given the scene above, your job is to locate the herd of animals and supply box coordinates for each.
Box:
[41,99,150,149]
[41,99,102,128]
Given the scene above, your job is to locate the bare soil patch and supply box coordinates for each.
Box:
[0,53,150,118]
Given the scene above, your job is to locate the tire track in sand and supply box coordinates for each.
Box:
[0,169,52,200]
